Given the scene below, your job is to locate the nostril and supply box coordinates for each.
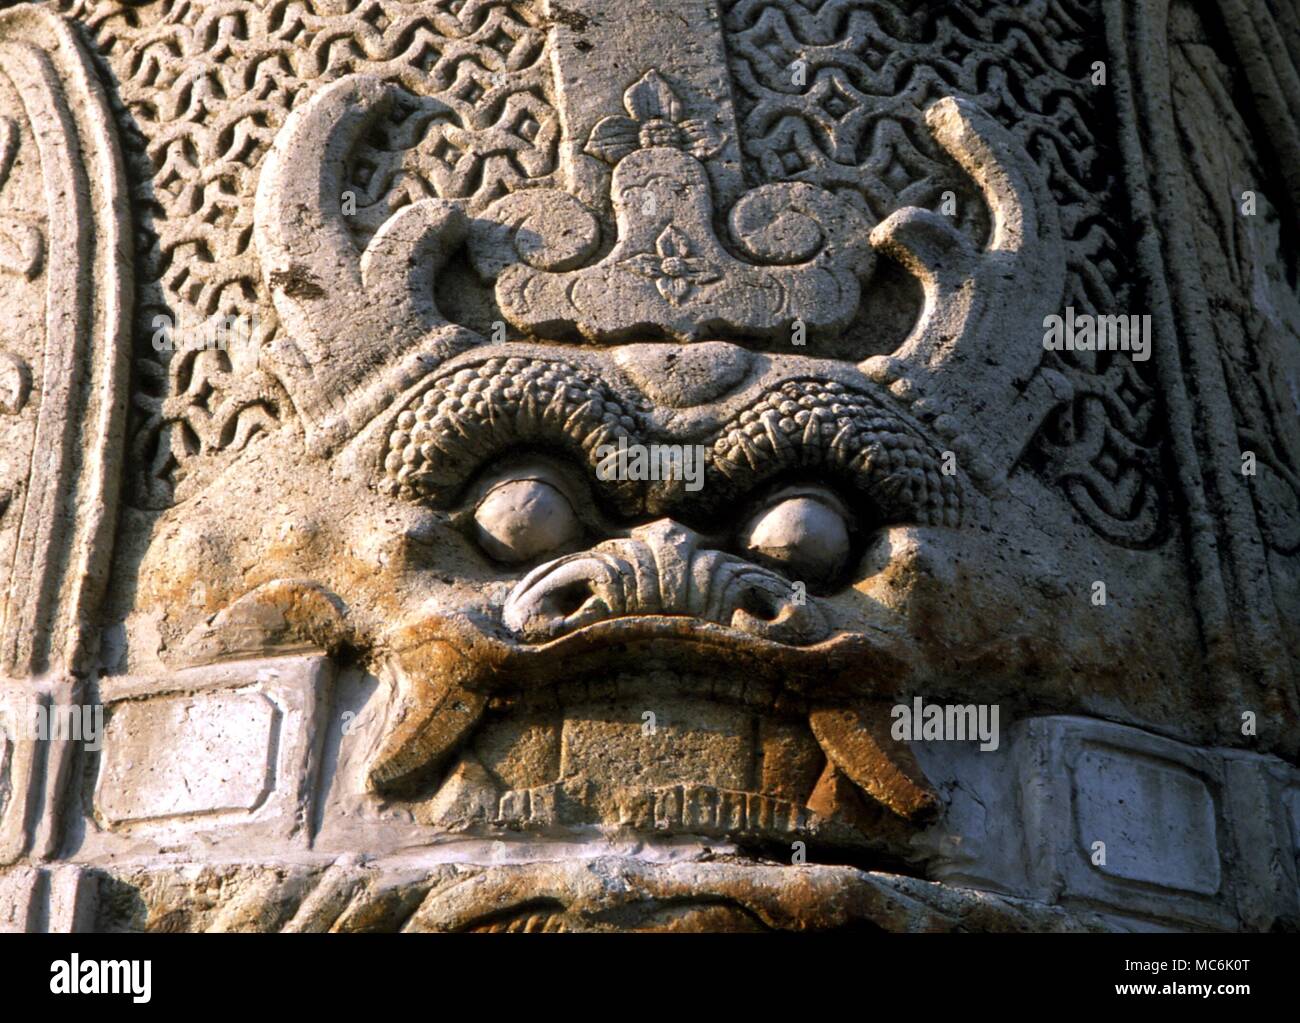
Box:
[544,579,594,619]
[739,586,783,622]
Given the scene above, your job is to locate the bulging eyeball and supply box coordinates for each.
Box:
[739,491,852,587]
[474,476,581,564]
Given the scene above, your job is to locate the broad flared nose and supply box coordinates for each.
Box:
[501,519,827,644]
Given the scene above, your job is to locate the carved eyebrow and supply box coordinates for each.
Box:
[382,356,650,509]
[382,360,962,526]
[701,379,965,528]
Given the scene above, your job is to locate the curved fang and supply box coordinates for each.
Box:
[255,74,481,454]
[863,97,1069,488]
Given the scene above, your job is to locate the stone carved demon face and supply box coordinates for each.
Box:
[115,8,1202,930]
[133,72,1184,868]
[3,0,1295,938]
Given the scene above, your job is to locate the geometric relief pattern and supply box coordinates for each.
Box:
[64,0,1169,545]
[723,0,1166,545]
[57,0,560,507]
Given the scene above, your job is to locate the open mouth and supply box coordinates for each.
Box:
[367,608,934,855]
[451,667,854,846]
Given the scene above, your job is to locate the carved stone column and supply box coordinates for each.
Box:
[0,0,1295,934]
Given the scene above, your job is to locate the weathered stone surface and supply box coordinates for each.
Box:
[95,691,279,824]
[74,856,1118,933]
[0,0,1295,933]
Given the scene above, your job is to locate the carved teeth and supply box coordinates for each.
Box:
[367,672,486,798]
[489,781,839,841]
[808,705,939,821]
[619,785,815,836]
[367,625,497,796]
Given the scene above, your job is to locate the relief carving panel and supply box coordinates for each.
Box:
[0,0,1293,936]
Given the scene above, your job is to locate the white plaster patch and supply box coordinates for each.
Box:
[1072,746,1220,895]
[95,691,278,824]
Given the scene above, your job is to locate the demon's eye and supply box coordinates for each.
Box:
[739,488,853,587]
[474,474,582,564]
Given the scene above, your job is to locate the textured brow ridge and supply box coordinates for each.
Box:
[704,378,964,527]
[382,356,651,505]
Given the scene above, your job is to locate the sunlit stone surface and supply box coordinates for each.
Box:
[0,0,1296,932]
